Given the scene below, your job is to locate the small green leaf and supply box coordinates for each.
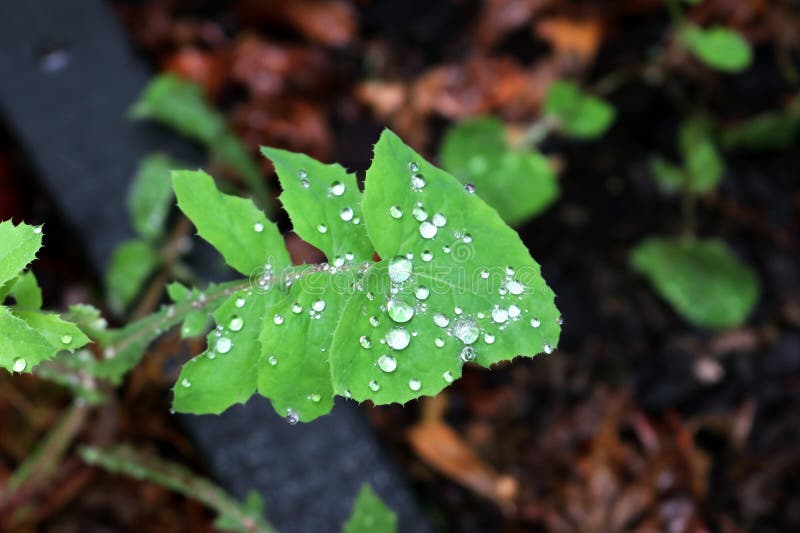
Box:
[649,156,688,194]
[330,130,560,404]
[0,220,43,287]
[343,484,397,533]
[128,154,182,241]
[680,25,753,73]
[679,117,724,194]
[0,307,89,373]
[181,310,210,339]
[8,271,42,310]
[439,117,559,225]
[262,147,374,262]
[13,311,90,351]
[106,239,161,315]
[544,81,616,139]
[173,170,289,276]
[631,237,759,330]
[722,111,799,151]
[167,281,190,302]
[174,288,284,414]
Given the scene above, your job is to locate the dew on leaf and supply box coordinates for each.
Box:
[491,307,509,324]
[359,335,372,349]
[434,337,445,347]
[229,317,244,331]
[432,213,447,227]
[388,255,413,283]
[462,233,473,243]
[530,318,541,328]
[411,173,426,190]
[268,355,278,366]
[507,280,524,295]
[412,206,428,221]
[340,207,354,222]
[253,222,264,233]
[387,298,415,323]
[33,226,42,234]
[465,183,476,193]
[377,354,397,373]
[286,409,299,425]
[292,302,303,313]
[484,333,495,344]
[460,346,477,362]
[385,327,411,350]
[508,305,521,318]
[298,169,308,179]
[453,318,479,344]
[480,269,490,280]
[415,286,430,300]
[419,221,437,239]
[12,358,26,372]
[433,313,450,328]
[300,178,310,189]
[369,380,381,392]
[408,378,421,391]
[369,316,380,327]
[421,250,433,262]
[312,300,326,312]
[454,306,462,315]
[443,371,454,383]
[543,343,554,354]
[309,393,322,403]
[317,224,328,234]
[235,297,246,308]
[408,161,419,172]
[442,245,451,253]
[389,205,403,219]
[273,314,284,325]
[216,337,232,354]
[181,378,191,388]
[558,316,564,326]
[61,335,73,345]
[330,181,345,196]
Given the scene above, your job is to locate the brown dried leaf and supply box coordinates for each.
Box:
[236,0,356,47]
[535,17,604,65]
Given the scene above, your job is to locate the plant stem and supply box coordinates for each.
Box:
[681,187,697,238]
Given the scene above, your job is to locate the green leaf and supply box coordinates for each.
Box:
[13,311,90,351]
[680,25,753,73]
[132,74,269,207]
[105,239,162,315]
[329,130,560,404]
[173,170,289,276]
[439,117,559,225]
[262,147,374,262]
[167,281,190,302]
[544,81,616,139]
[679,117,724,194]
[215,491,266,533]
[128,153,182,241]
[631,237,759,330]
[0,220,43,287]
[8,271,42,310]
[174,287,283,414]
[343,484,397,533]
[0,307,89,373]
[721,111,799,151]
[649,156,688,194]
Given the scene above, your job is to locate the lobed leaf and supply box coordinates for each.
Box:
[0,220,43,287]
[7,271,43,310]
[439,117,559,225]
[631,237,759,330]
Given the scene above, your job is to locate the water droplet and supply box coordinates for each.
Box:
[292,302,303,313]
[300,178,310,188]
[369,380,381,392]
[408,378,421,391]
[435,337,445,347]
[442,245,451,253]
[411,173,426,190]
[530,318,541,328]
[235,297,246,308]
[443,371,454,383]
[408,161,419,172]
[465,183,476,193]
[385,327,411,350]
[369,316,380,327]
[298,169,308,179]
[360,335,372,348]
[312,300,326,312]
[507,280,524,295]
[543,343,554,354]
[419,221,437,239]
[415,286,430,300]
[33,226,42,234]
[343,390,352,398]
[460,346,477,362]
[253,222,264,233]
[333,256,345,268]
[480,269,490,280]
[181,378,192,388]
[432,213,447,227]
[506,267,516,276]
[388,255,413,283]
[309,393,322,403]
[317,224,328,234]
[12,358,26,372]
[433,313,450,328]
[286,410,299,425]
[330,181,345,196]
[421,250,433,262]
[61,335,72,344]
[453,318,479,344]
[229,317,244,331]
[353,217,360,224]
[273,314,284,325]
[387,298,415,323]
[389,205,403,219]
[378,354,397,373]
[412,206,428,221]
[508,305,521,318]
[462,233,473,243]
[216,337,232,353]
[484,333,495,344]
[454,307,462,315]
[268,355,278,366]
[558,316,564,326]
[491,307,509,324]
[340,207,354,222]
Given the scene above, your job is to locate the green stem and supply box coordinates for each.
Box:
[681,187,697,238]
[79,444,275,533]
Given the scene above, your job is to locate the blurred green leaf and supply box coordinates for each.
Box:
[105,239,161,315]
[439,117,559,225]
[343,484,397,533]
[128,154,183,242]
[631,237,759,330]
[680,25,752,73]
[679,118,724,194]
[722,111,799,151]
[544,81,616,139]
[649,157,688,194]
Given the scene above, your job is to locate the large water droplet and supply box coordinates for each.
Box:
[369,380,381,392]
[216,337,232,353]
[491,307,509,324]
[388,255,413,283]
[433,313,450,328]
[286,409,299,425]
[432,213,447,227]
[12,358,26,372]
[508,305,521,318]
[312,300,326,312]
[408,378,421,391]
[419,221,437,239]
[378,354,397,373]
[385,327,411,350]
[273,314,284,325]
[421,250,433,262]
[484,333,495,344]
[387,298,415,323]
[389,205,403,219]
[507,280,524,295]
[254,222,264,233]
[459,346,477,362]
[360,335,372,348]
[235,297,246,308]
[412,206,428,221]
[453,318,479,344]
[340,207,354,222]
[330,181,345,196]
[229,317,244,331]
[411,173,426,190]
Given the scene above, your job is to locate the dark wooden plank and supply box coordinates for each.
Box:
[0,2,431,530]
